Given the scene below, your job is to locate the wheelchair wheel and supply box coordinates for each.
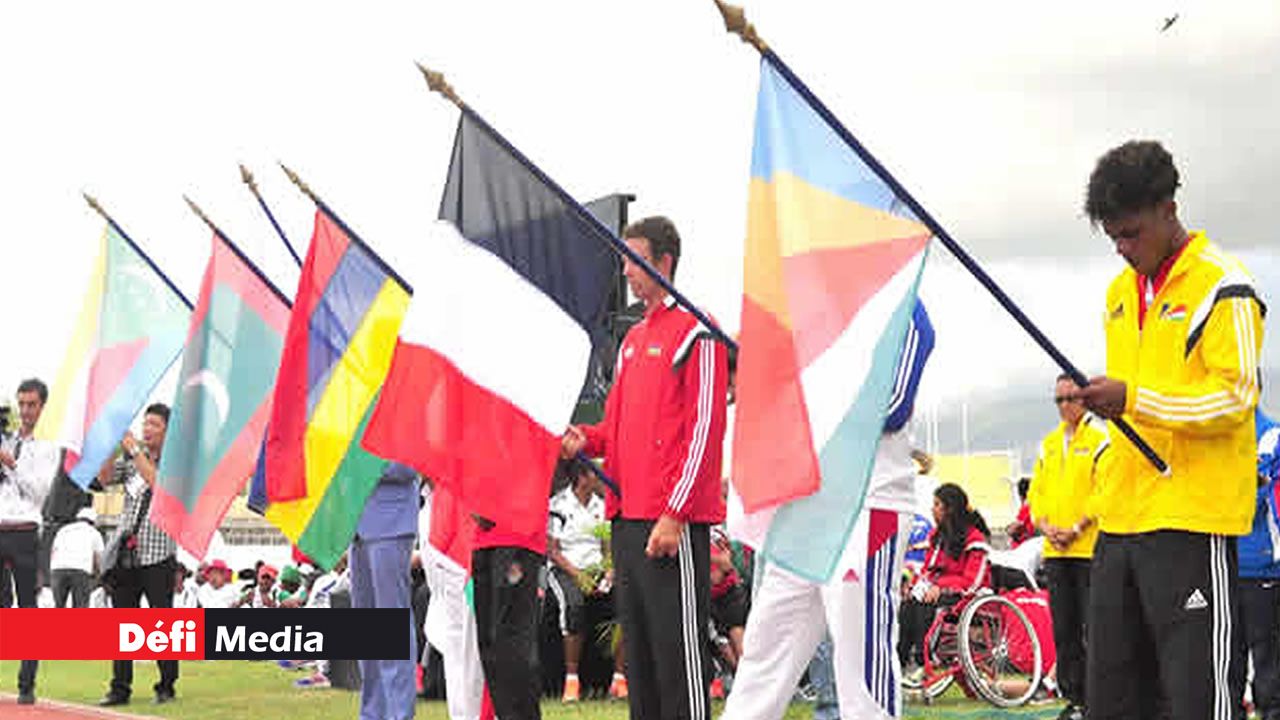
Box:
[957,593,1042,708]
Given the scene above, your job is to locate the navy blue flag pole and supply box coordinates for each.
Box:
[82,194,195,311]
[182,196,295,310]
[240,164,304,269]
[712,0,1168,474]
[418,64,738,357]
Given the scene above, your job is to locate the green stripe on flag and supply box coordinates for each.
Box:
[295,401,388,568]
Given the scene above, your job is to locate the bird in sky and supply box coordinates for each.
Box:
[1161,13,1180,32]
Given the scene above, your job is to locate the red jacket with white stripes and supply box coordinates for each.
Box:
[922,526,990,595]
[583,297,728,524]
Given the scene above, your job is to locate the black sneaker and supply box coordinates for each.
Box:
[154,689,176,704]
[98,693,130,707]
[17,690,35,705]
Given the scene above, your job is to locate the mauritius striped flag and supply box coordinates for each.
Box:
[151,231,291,559]
[731,58,931,582]
[36,225,189,487]
[362,113,600,537]
[261,209,410,569]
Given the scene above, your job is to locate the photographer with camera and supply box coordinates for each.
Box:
[96,403,179,707]
[0,378,61,704]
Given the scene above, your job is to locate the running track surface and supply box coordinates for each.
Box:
[0,694,158,720]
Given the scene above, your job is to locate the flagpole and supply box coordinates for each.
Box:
[277,164,414,295]
[240,164,304,269]
[711,0,1169,475]
[82,193,195,311]
[417,64,738,355]
[182,196,294,309]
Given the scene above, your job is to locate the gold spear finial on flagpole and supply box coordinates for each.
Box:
[183,194,227,239]
[239,163,259,195]
[415,62,466,109]
[713,0,768,53]
[279,163,323,207]
[82,192,121,228]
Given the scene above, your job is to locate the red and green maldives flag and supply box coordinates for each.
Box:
[152,232,291,559]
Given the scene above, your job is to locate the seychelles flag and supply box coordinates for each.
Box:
[731,58,931,582]
[151,231,291,559]
[260,208,410,569]
[36,225,189,487]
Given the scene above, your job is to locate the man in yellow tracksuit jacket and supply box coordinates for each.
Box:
[1072,140,1265,720]
[1028,374,1111,720]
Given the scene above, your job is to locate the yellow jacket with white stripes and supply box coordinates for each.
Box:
[1098,231,1266,536]
[1028,415,1111,558]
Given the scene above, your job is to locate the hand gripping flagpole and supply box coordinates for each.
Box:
[416,63,740,355]
[240,164,304,269]
[82,193,195,311]
[182,195,294,309]
[711,0,1169,475]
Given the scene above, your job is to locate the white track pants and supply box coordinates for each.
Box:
[423,550,484,720]
[721,509,910,720]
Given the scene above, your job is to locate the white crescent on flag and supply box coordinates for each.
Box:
[183,369,230,429]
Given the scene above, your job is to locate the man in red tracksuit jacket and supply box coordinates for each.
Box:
[564,216,729,720]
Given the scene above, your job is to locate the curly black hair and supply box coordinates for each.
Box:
[1084,140,1180,225]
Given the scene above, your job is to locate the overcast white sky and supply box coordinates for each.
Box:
[0,1,1275,419]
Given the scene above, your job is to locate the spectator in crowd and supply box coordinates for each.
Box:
[173,564,200,609]
[49,506,103,608]
[275,565,307,608]
[97,403,180,706]
[349,462,419,720]
[1238,409,1280,720]
[1006,477,1037,548]
[0,378,60,704]
[238,564,279,608]
[293,553,350,690]
[1072,140,1262,720]
[708,525,748,682]
[900,483,992,674]
[197,559,239,609]
[547,458,611,703]
[1028,374,1112,720]
[563,216,730,720]
[306,552,350,610]
[41,446,92,594]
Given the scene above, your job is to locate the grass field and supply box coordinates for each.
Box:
[1,660,1065,719]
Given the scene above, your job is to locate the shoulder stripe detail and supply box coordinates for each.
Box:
[667,340,715,514]
[1187,284,1266,357]
[673,324,712,369]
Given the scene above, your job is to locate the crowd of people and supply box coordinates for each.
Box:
[0,140,1272,720]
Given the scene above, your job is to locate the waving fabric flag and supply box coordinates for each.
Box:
[731,59,931,582]
[37,225,189,487]
[362,221,591,537]
[261,209,410,568]
[362,113,601,537]
[438,114,623,415]
[151,232,291,558]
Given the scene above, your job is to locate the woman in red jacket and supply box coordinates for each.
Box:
[899,483,992,670]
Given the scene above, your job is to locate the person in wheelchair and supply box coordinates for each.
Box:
[899,483,991,671]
